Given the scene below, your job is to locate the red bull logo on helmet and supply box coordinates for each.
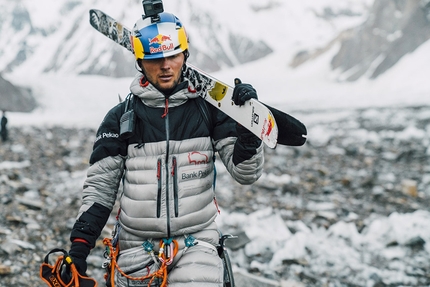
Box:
[148,34,174,54]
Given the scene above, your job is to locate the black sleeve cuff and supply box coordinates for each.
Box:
[70,202,111,248]
[232,139,261,165]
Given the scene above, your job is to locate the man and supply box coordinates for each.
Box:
[1,111,7,142]
[67,12,264,287]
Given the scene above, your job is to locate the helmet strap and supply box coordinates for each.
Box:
[135,60,144,73]
[183,50,190,62]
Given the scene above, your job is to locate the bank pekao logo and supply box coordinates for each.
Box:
[188,151,209,165]
[94,132,119,143]
[181,168,211,180]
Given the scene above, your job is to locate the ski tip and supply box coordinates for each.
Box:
[89,9,99,29]
[264,141,277,149]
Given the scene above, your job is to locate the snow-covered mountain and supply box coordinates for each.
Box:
[1,0,372,77]
[3,0,430,80]
[1,0,430,127]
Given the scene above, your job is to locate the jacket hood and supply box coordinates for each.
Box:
[130,72,200,108]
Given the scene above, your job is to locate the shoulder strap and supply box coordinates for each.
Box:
[123,93,134,112]
[119,93,136,139]
[193,97,213,136]
[193,97,217,190]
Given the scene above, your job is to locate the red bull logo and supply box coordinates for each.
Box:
[161,35,172,41]
[266,116,274,136]
[261,114,275,138]
[148,34,174,54]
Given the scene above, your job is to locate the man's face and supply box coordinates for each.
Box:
[140,53,185,94]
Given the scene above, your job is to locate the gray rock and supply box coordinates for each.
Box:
[0,106,429,286]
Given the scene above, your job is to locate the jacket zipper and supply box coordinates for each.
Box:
[164,99,171,238]
[172,156,178,217]
[156,158,162,218]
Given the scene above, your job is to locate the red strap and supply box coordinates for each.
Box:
[188,85,196,93]
[73,238,89,244]
[140,76,149,87]
[161,98,168,118]
[116,208,121,220]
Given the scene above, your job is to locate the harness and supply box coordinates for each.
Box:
[102,216,219,287]
[102,237,179,287]
[101,218,236,287]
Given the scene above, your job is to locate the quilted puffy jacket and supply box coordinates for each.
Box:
[70,72,264,248]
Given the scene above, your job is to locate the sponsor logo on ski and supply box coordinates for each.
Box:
[261,114,274,138]
[208,82,228,102]
[253,113,260,125]
[251,106,259,127]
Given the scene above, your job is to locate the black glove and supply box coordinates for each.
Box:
[236,123,261,145]
[232,78,258,106]
[233,123,262,165]
[69,241,90,274]
[61,241,90,282]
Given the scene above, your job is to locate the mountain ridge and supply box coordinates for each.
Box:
[0,0,371,78]
[1,0,430,114]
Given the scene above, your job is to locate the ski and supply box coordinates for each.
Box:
[89,9,307,148]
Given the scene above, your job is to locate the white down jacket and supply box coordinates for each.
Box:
[71,72,264,251]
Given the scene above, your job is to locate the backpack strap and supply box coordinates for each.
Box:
[119,93,136,139]
[192,97,217,191]
[193,97,213,136]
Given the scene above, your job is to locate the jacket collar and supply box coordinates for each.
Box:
[130,73,199,108]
